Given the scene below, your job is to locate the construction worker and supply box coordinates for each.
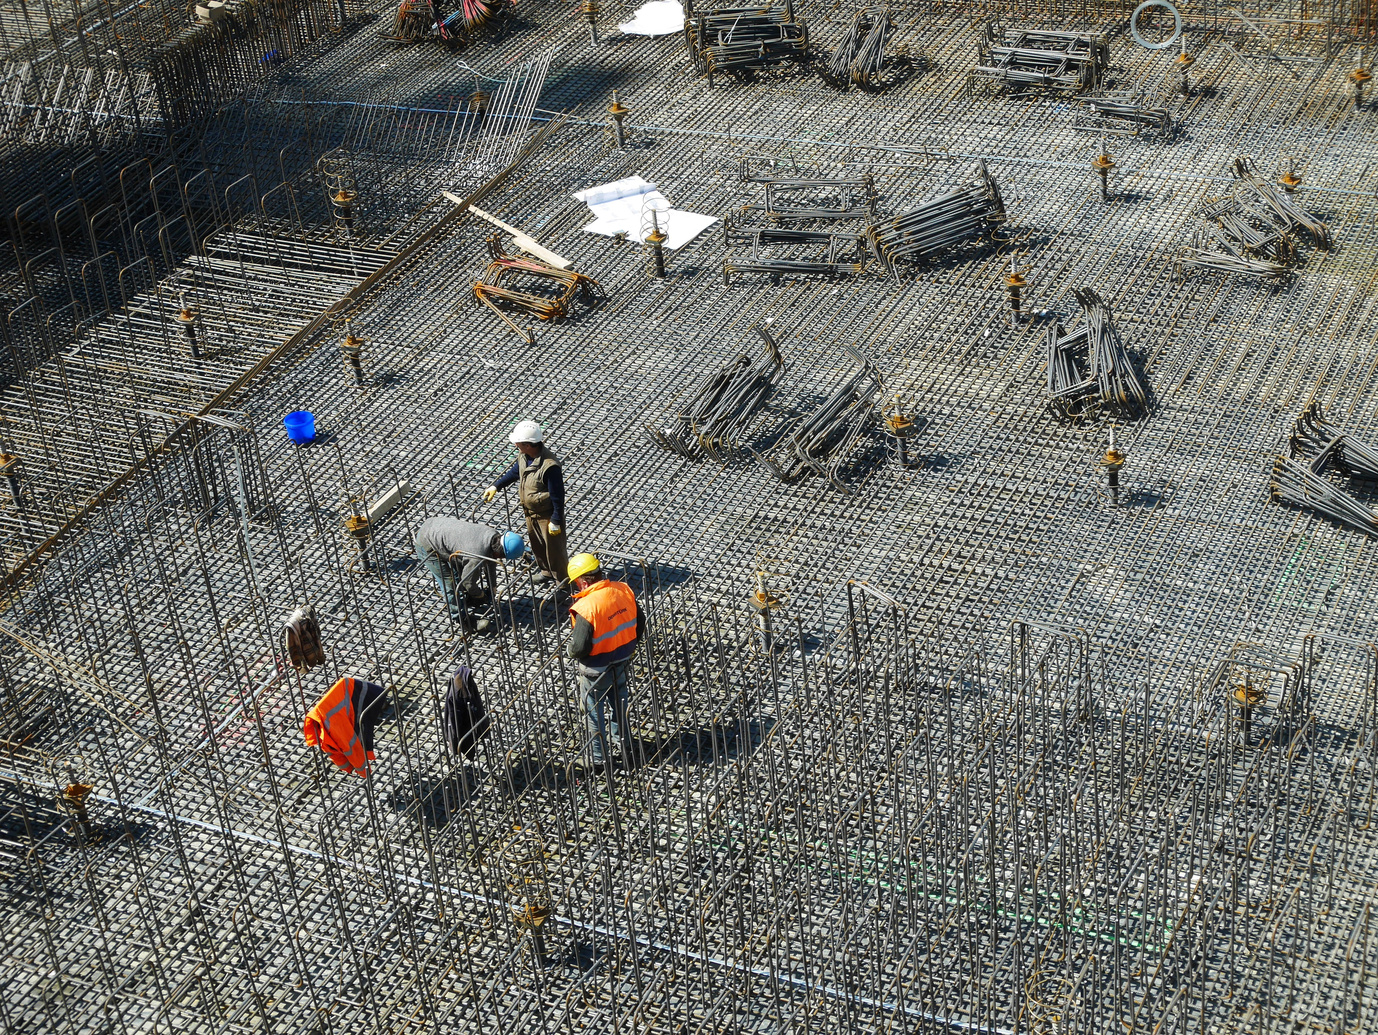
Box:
[482,420,567,586]
[566,552,644,769]
[415,517,523,632]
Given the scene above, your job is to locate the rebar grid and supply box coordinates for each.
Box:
[3,3,1378,1033]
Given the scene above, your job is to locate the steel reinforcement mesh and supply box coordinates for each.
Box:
[3,2,1378,1033]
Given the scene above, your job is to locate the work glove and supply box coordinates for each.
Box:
[548,522,562,535]
[482,486,497,502]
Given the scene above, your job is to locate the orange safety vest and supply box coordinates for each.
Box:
[569,580,639,659]
[303,677,374,776]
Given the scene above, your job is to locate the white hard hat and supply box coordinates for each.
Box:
[509,420,543,444]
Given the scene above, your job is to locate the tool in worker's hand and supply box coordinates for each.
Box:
[442,192,571,269]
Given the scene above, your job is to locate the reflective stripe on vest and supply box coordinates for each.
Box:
[570,580,638,658]
[303,677,371,775]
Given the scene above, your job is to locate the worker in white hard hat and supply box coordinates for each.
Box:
[482,420,568,585]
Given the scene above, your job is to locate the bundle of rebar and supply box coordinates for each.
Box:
[863,161,1005,276]
[472,239,603,345]
[971,22,1108,95]
[722,220,867,282]
[1231,156,1330,249]
[684,4,810,83]
[646,323,785,460]
[1269,455,1378,536]
[1289,402,1378,480]
[752,344,883,491]
[1074,92,1171,136]
[381,0,510,46]
[1045,287,1146,421]
[738,168,877,223]
[1177,228,1291,282]
[822,7,893,89]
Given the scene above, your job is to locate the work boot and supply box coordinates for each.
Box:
[531,571,554,586]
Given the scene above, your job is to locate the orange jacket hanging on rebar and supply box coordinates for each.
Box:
[569,580,639,661]
[303,677,387,777]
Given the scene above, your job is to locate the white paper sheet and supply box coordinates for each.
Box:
[618,0,683,36]
[572,175,719,252]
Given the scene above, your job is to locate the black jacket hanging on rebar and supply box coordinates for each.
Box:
[443,666,492,759]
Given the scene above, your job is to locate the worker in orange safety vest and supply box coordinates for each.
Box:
[303,676,388,777]
[566,552,644,770]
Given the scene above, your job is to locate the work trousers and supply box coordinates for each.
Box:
[579,661,631,764]
[525,513,568,582]
[418,546,490,622]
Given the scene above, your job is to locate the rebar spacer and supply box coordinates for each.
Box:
[749,571,784,613]
[340,319,365,387]
[1349,67,1371,106]
[331,188,357,234]
[0,452,21,507]
[607,90,630,147]
[582,0,599,45]
[1004,266,1027,319]
[62,770,95,833]
[176,294,201,358]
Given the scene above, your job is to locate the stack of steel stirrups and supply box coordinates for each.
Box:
[1270,402,1378,535]
[739,158,877,221]
[684,3,810,83]
[1230,156,1330,249]
[1045,287,1147,422]
[721,218,867,282]
[646,323,785,460]
[1073,92,1172,137]
[863,160,1005,277]
[752,343,883,491]
[971,21,1108,95]
[821,6,894,89]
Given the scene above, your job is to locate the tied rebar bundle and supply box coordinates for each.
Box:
[752,343,884,491]
[1176,156,1326,283]
[684,4,810,84]
[738,159,877,221]
[1289,402,1378,481]
[863,160,1005,277]
[722,220,867,283]
[1231,156,1330,249]
[822,7,894,90]
[970,21,1108,96]
[473,239,604,345]
[382,0,511,45]
[646,324,786,461]
[1045,287,1146,422]
[1177,228,1291,283]
[1074,92,1172,137]
[1269,455,1378,536]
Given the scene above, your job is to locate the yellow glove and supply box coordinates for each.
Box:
[548,522,562,535]
[482,486,497,502]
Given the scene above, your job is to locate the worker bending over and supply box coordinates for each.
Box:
[567,552,644,769]
[415,517,523,633]
[483,420,567,586]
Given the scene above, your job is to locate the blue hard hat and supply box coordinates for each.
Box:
[501,532,525,561]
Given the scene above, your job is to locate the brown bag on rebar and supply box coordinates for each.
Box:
[283,606,325,672]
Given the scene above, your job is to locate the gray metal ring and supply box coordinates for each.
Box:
[1130,0,1182,50]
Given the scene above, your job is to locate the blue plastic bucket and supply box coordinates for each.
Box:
[283,410,316,444]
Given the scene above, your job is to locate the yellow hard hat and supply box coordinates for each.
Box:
[567,552,601,581]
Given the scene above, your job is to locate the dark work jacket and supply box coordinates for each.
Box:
[442,666,491,759]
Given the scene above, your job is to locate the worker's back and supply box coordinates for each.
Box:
[415,517,494,560]
[569,578,639,667]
